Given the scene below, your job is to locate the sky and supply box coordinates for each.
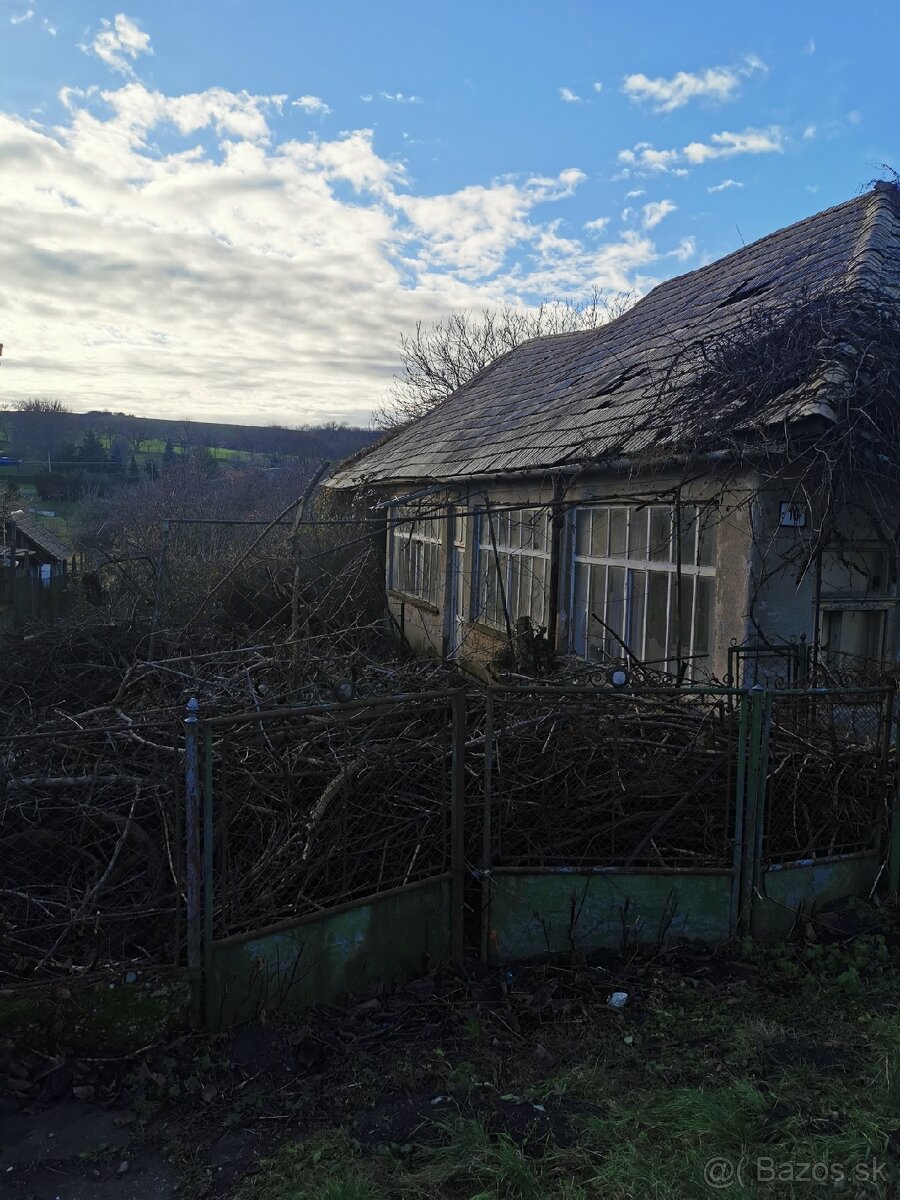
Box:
[0,1,897,428]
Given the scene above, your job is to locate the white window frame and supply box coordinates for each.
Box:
[568,503,716,675]
[388,507,443,607]
[476,506,552,631]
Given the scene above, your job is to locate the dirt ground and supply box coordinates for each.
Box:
[3,903,900,1199]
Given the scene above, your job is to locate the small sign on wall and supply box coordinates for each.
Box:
[779,501,806,528]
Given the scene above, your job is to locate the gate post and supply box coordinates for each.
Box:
[738,686,770,933]
[890,708,900,897]
[730,691,750,935]
[450,689,466,966]
[184,697,203,1026]
[480,691,495,962]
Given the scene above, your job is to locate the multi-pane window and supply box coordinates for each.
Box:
[819,543,891,670]
[477,508,551,630]
[820,546,888,599]
[570,504,716,674]
[389,508,443,606]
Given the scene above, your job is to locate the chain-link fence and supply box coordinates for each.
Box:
[0,725,181,988]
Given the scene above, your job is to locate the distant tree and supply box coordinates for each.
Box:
[113,414,154,454]
[374,291,636,431]
[127,455,141,484]
[10,398,71,464]
[162,439,178,470]
[53,440,80,469]
[78,429,108,471]
[145,459,158,482]
[177,419,195,456]
[189,445,219,478]
[109,441,126,476]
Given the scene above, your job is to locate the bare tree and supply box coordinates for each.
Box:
[9,398,71,465]
[374,290,635,431]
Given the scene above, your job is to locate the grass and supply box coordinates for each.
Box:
[234,935,900,1200]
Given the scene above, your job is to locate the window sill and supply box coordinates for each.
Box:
[387,589,441,615]
[819,598,894,608]
[468,620,508,643]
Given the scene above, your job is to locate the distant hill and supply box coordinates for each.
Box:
[0,408,378,467]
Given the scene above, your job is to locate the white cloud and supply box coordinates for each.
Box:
[670,236,696,262]
[292,95,330,116]
[707,178,744,192]
[89,13,152,76]
[617,143,686,175]
[802,39,816,55]
[682,127,784,162]
[379,91,422,104]
[584,216,610,232]
[10,9,33,24]
[622,56,766,113]
[625,188,645,199]
[642,199,676,228]
[559,87,581,103]
[620,126,784,177]
[593,81,603,93]
[42,18,57,35]
[803,124,816,140]
[0,83,680,425]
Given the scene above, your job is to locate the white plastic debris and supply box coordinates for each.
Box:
[607,991,629,1010]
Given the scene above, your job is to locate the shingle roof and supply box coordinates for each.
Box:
[7,511,73,562]
[331,184,900,488]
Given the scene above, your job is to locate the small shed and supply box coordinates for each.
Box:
[3,511,75,579]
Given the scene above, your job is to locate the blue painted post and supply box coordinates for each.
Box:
[184,697,202,1027]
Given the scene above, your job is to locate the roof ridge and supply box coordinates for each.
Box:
[846,181,900,294]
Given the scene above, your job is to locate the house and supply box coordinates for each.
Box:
[330,184,900,683]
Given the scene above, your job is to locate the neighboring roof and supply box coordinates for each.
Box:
[6,511,73,562]
[331,183,900,488]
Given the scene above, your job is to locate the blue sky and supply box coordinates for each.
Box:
[0,1,896,425]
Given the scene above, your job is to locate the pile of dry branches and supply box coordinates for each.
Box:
[0,516,459,986]
[483,687,889,871]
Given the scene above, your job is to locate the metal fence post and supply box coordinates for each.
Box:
[480,691,494,962]
[730,691,750,935]
[450,690,466,966]
[203,725,215,1028]
[738,686,766,933]
[184,697,203,1026]
[890,710,900,897]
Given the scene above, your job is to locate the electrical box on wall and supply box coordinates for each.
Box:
[779,502,806,528]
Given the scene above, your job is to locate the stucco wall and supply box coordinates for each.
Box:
[746,481,900,674]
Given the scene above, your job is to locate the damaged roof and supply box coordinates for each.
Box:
[6,511,74,562]
[331,183,900,488]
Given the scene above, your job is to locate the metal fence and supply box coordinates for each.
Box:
[2,681,896,1003]
[479,683,897,952]
[0,724,181,988]
[185,689,466,1022]
[761,688,894,865]
[482,686,741,872]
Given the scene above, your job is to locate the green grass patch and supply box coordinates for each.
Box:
[236,934,900,1200]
